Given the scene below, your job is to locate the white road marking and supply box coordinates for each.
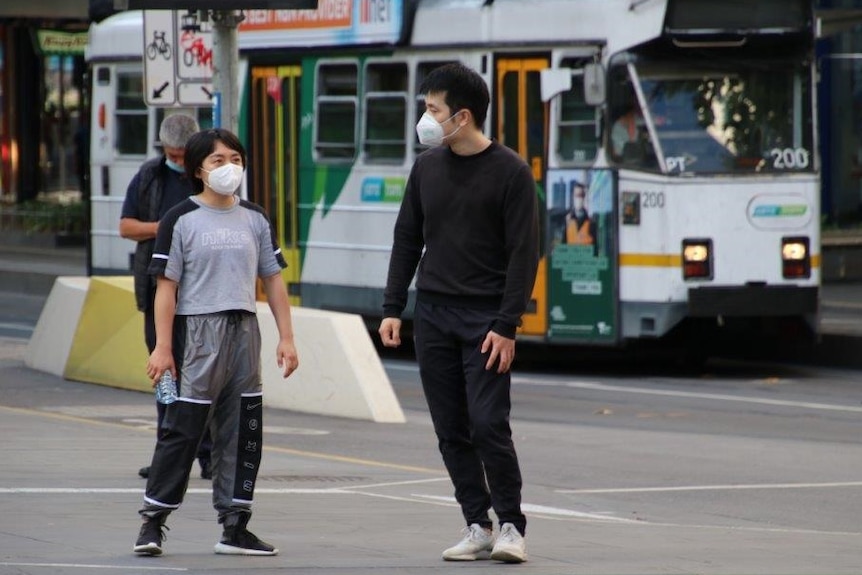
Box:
[385,360,862,413]
[3,485,858,536]
[0,485,630,523]
[0,488,147,494]
[558,481,862,494]
[410,494,637,523]
[0,487,351,494]
[0,563,186,571]
[9,481,860,497]
[512,377,862,413]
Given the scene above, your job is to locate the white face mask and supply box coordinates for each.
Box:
[416,111,461,146]
[203,163,244,196]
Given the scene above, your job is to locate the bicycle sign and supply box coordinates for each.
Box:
[179,29,213,79]
[146,30,171,60]
[143,10,213,107]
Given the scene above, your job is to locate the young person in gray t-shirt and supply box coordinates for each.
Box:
[133,128,298,558]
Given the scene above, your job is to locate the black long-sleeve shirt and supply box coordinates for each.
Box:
[382,141,539,339]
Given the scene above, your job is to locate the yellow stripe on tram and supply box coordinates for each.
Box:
[619,253,682,268]
[620,253,822,269]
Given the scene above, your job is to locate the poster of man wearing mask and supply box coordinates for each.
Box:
[563,182,596,248]
[546,168,617,342]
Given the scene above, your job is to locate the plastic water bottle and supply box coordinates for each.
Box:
[156,370,178,404]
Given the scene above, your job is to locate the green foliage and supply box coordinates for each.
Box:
[1,200,86,234]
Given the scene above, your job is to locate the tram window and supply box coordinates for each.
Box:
[316,62,358,160]
[96,66,110,85]
[556,58,598,164]
[364,62,408,163]
[414,61,457,154]
[116,71,147,156]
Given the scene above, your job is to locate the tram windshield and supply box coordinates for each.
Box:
[607,55,814,175]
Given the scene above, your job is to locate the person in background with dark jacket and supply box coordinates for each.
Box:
[379,63,539,564]
[119,113,212,480]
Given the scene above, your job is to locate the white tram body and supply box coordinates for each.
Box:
[86,0,819,345]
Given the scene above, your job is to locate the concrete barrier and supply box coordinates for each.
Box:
[25,276,405,424]
[258,305,404,422]
[64,276,152,390]
[25,276,90,376]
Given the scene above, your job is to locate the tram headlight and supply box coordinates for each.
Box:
[782,237,810,279]
[682,239,712,280]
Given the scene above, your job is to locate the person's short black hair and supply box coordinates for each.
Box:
[184,128,247,193]
[419,62,490,128]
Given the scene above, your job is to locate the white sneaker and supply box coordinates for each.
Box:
[490,523,527,563]
[441,523,495,561]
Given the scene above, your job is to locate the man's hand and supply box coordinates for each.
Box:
[379,317,402,348]
[481,330,515,373]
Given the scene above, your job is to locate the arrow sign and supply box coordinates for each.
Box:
[152,81,170,99]
[143,11,177,106]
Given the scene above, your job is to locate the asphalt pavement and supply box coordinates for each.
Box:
[3,336,862,575]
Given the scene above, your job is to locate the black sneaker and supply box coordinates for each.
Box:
[133,516,168,556]
[199,460,212,480]
[214,524,278,556]
[138,466,149,479]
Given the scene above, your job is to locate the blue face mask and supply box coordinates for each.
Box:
[165,158,185,173]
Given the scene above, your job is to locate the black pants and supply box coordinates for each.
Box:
[145,305,212,464]
[413,300,526,535]
[141,312,264,523]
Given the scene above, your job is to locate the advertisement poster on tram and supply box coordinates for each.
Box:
[546,168,618,343]
[239,0,403,48]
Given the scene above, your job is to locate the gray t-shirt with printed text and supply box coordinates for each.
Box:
[149,195,286,315]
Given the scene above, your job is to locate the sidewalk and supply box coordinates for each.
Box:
[0,243,87,295]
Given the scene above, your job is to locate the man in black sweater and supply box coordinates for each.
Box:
[380,63,539,564]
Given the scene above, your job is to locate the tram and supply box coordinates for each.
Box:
[86,0,820,347]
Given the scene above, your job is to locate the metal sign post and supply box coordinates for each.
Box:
[211,10,243,133]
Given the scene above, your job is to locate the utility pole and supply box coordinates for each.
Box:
[210,10,243,133]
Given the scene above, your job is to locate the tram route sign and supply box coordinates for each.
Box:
[143,10,214,107]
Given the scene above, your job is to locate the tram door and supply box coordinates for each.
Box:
[250,66,302,304]
[496,58,549,336]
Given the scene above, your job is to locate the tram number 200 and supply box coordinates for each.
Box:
[642,191,665,208]
[770,148,810,170]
